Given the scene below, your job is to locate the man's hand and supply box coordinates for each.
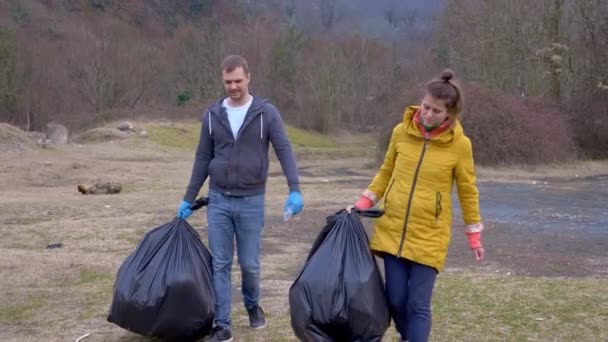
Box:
[177,200,193,219]
[284,191,303,215]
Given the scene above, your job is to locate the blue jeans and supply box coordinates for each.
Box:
[207,189,265,329]
[384,254,437,342]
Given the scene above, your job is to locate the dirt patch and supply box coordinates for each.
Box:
[476,160,608,182]
[277,161,608,277]
[447,222,608,277]
[72,128,131,144]
[0,136,606,341]
[0,123,38,153]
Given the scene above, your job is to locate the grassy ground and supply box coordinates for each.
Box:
[0,122,606,341]
[431,271,607,341]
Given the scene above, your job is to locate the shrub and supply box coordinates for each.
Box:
[376,83,578,166]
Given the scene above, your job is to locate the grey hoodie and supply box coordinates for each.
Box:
[183,96,300,202]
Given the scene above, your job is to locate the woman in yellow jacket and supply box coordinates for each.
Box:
[350,70,484,342]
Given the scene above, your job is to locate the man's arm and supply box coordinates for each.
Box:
[267,106,300,193]
[183,111,214,202]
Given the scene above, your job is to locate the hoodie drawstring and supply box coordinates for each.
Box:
[260,113,263,140]
[208,111,212,136]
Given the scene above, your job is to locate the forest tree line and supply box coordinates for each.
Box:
[1,0,606,163]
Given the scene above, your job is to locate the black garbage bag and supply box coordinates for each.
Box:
[108,200,214,341]
[289,209,390,342]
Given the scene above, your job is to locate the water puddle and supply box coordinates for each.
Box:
[453,175,608,235]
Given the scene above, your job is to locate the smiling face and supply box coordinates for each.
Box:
[223,66,251,105]
[420,93,450,127]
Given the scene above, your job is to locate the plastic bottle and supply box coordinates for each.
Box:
[283,207,293,223]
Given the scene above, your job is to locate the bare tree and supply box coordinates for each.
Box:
[0,29,25,122]
[298,41,350,133]
[438,0,608,156]
[318,0,339,31]
[174,22,224,104]
[69,30,114,112]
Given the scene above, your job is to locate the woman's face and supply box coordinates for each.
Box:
[420,94,450,127]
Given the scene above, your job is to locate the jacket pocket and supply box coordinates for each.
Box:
[208,159,217,180]
[434,192,443,223]
[383,178,396,210]
[239,158,265,187]
[208,159,227,187]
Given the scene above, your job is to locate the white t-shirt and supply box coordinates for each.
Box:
[223,97,253,139]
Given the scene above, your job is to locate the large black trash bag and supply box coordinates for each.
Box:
[289,209,390,342]
[107,217,214,341]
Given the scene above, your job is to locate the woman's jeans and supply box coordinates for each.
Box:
[384,254,438,342]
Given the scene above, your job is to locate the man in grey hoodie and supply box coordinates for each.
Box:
[177,55,303,342]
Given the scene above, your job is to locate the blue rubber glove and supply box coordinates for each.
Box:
[177,200,193,219]
[284,191,303,215]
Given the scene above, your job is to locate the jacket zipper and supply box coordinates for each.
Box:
[397,139,430,257]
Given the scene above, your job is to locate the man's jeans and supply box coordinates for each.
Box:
[207,189,265,329]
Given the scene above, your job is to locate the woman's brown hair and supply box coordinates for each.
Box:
[426,69,463,116]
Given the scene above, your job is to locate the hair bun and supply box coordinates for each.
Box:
[440,69,454,82]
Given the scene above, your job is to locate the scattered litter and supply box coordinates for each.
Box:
[46,243,63,249]
[532,181,537,185]
[78,181,122,195]
[117,122,134,132]
[41,209,51,216]
[534,317,545,321]
[104,205,111,208]
[321,179,330,183]
[44,161,52,167]
[75,333,91,342]
[72,162,87,169]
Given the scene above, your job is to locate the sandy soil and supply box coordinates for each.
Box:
[1,133,606,341]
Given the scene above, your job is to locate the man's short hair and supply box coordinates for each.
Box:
[222,55,249,74]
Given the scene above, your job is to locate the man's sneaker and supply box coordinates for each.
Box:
[206,325,233,342]
[247,305,266,329]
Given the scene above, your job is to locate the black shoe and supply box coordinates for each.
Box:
[206,326,233,342]
[247,305,266,329]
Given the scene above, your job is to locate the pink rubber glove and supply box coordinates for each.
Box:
[466,232,484,261]
[354,195,373,210]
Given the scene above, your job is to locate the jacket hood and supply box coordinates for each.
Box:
[402,105,463,143]
[209,95,269,114]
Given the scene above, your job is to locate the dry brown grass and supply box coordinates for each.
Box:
[0,128,606,342]
[0,123,38,153]
[476,159,608,183]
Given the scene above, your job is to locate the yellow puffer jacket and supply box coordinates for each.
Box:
[367,106,481,271]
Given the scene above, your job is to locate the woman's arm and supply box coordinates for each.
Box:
[455,137,484,260]
[355,125,400,208]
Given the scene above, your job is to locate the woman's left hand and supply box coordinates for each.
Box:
[472,247,485,261]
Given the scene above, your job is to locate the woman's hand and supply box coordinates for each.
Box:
[347,194,374,214]
[465,229,484,261]
[472,247,485,261]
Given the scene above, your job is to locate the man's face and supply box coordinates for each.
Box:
[223,66,250,102]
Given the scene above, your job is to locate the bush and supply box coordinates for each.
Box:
[88,0,112,10]
[177,90,193,106]
[376,83,578,166]
[567,93,608,159]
